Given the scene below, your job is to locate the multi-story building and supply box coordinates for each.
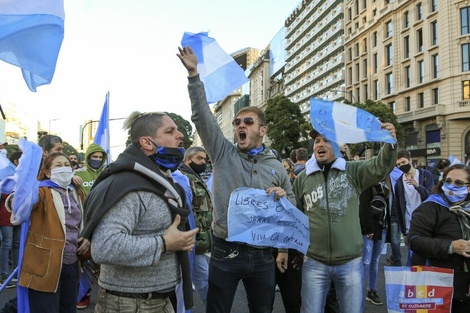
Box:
[345,0,470,167]
[284,0,346,117]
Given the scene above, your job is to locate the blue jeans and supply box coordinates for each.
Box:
[362,228,386,290]
[206,236,275,313]
[193,254,209,306]
[389,218,402,266]
[301,256,364,313]
[0,225,20,279]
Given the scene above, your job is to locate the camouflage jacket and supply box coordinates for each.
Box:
[178,163,213,254]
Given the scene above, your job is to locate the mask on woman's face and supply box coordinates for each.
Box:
[50,166,74,188]
[442,182,469,203]
[398,163,411,173]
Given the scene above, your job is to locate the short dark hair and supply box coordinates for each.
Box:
[38,135,62,153]
[436,158,451,170]
[296,148,308,161]
[9,151,22,164]
[289,149,297,163]
[397,149,411,160]
[236,106,266,126]
[122,111,167,146]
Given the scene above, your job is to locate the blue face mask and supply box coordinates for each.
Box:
[148,145,185,172]
[88,159,103,170]
[442,182,469,203]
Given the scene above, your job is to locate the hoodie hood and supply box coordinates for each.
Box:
[84,143,107,171]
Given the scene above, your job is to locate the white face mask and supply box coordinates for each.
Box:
[50,166,74,188]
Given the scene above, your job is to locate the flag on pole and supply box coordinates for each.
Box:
[0,0,65,92]
[309,98,396,157]
[93,92,111,163]
[181,31,249,103]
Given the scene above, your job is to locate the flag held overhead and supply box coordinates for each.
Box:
[181,31,249,103]
[309,98,396,156]
[0,0,65,92]
[94,92,112,164]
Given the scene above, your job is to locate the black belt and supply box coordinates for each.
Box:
[105,289,173,300]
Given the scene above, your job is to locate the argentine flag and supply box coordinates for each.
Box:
[0,0,65,91]
[93,92,111,164]
[310,98,396,157]
[181,31,249,103]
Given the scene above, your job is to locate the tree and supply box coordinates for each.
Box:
[165,112,193,149]
[265,96,309,158]
[124,112,193,149]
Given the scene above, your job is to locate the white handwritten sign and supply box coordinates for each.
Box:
[226,187,310,254]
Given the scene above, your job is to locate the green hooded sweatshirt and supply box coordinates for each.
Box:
[75,143,107,195]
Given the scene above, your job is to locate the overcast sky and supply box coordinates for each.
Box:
[0,0,299,156]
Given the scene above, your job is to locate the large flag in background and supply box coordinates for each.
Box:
[0,0,65,91]
[309,98,396,157]
[93,92,111,163]
[181,31,249,103]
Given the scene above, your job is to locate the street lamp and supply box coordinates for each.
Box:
[330,89,357,103]
[80,118,126,151]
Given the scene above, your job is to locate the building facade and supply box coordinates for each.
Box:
[345,0,470,166]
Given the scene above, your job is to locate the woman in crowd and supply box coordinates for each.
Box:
[17,152,89,313]
[409,164,470,312]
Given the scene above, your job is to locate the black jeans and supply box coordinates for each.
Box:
[28,261,79,313]
[206,236,274,313]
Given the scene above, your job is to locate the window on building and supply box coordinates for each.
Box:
[373,53,378,73]
[355,0,359,15]
[386,44,393,66]
[389,101,396,112]
[374,80,379,100]
[373,9,377,16]
[386,21,393,37]
[426,130,440,148]
[431,0,437,13]
[418,92,424,108]
[348,27,352,35]
[363,38,367,53]
[417,3,423,20]
[405,96,411,111]
[363,0,367,9]
[356,87,360,102]
[404,36,410,58]
[364,83,368,100]
[463,80,470,100]
[348,67,353,85]
[348,48,352,61]
[405,65,411,87]
[432,54,439,78]
[386,72,393,94]
[418,60,425,83]
[461,7,470,35]
[356,63,360,81]
[417,28,423,52]
[348,8,352,21]
[431,21,438,46]
[462,43,470,72]
[373,31,378,47]
[404,11,410,28]
[355,43,360,57]
[363,59,368,78]
[432,88,439,104]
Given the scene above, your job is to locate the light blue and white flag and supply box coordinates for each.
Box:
[0,154,16,182]
[0,0,65,92]
[0,139,42,313]
[93,92,111,163]
[181,31,249,103]
[310,98,396,157]
[448,155,462,166]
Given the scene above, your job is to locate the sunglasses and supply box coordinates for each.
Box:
[232,117,263,127]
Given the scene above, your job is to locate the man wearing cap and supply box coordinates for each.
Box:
[292,128,397,313]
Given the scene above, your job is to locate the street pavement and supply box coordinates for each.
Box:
[0,245,407,312]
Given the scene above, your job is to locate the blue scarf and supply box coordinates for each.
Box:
[247,146,264,156]
[39,179,74,189]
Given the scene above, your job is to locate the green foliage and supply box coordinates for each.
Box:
[265,96,309,158]
[165,112,193,149]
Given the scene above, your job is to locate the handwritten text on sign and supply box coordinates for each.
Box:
[226,187,309,254]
